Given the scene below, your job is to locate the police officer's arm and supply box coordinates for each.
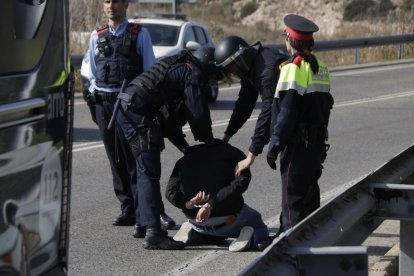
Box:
[167,131,189,153]
[184,84,214,143]
[235,86,275,175]
[248,51,282,155]
[88,31,98,92]
[269,89,302,152]
[224,81,258,140]
[235,51,282,175]
[137,27,156,70]
[269,61,304,152]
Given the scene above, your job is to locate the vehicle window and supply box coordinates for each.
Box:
[193,26,208,45]
[142,24,179,46]
[0,0,48,74]
[183,27,196,46]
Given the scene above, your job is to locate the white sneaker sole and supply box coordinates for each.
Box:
[229,226,254,252]
[173,222,192,243]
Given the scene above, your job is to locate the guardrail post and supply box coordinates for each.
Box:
[399,220,414,276]
[399,44,404,59]
[355,48,361,64]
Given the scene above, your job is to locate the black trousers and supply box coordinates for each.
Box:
[94,94,135,214]
[115,103,166,226]
[279,143,325,231]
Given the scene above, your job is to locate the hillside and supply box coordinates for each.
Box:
[70,0,413,47]
[176,0,414,44]
[69,0,414,92]
[69,0,414,64]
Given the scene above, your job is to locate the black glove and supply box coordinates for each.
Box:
[266,147,279,170]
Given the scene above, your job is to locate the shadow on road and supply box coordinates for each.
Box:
[74,127,101,142]
[209,100,262,111]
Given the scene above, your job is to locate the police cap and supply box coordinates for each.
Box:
[283,14,319,41]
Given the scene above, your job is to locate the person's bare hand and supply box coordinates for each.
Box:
[195,204,211,222]
[192,191,210,205]
[235,152,256,176]
[186,191,210,209]
[235,158,253,176]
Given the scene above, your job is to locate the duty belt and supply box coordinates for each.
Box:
[291,123,328,147]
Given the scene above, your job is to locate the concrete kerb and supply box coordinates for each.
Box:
[364,220,400,276]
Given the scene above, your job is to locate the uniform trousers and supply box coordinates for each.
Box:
[279,143,325,231]
[188,204,269,249]
[115,103,166,226]
[94,94,135,214]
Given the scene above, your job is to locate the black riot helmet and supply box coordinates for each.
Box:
[192,46,223,83]
[214,35,259,82]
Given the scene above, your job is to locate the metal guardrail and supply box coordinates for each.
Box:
[70,34,414,68]
[240,144,414,276]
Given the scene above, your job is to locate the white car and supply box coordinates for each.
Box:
[81,17,219,102]
[132,17,215,59]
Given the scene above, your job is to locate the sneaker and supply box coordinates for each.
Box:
[173,222,192,244]
[229,226,254,252]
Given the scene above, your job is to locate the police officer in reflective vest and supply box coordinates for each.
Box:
[85,0,175,228]
[267,14,334,235]
[214,36,289,176]
[115,47,220,250]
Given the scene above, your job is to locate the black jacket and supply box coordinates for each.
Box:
[225,46,288,156]
[165,141,251,218]
[125,61,213,151]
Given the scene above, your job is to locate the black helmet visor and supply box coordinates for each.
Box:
[216,48,250,83]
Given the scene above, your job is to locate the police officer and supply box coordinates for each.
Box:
[267,14,334,234]
[214,36,289,176]
[114,47,219,250]
[85,0,175,228]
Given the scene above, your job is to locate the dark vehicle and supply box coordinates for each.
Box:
[0,1,73,275]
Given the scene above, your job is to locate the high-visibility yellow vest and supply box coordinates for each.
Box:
[275,57,331,98]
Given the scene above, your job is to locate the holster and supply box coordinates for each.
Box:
[85,92,97,124]
[158,101,186,137]
[129,116,165,157]
[291,123,328,148]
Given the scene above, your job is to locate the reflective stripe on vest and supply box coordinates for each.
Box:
[275,58,331,98]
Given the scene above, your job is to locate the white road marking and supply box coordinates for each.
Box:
[73,83,413,275]
[73,90,414,153]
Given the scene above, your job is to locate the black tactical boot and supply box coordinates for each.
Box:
[112,210,135,226]
[143,224,185,250]
[133,224,168,238]
[257,227,284,251]
[133,224,146,238]
[160,212,176,230]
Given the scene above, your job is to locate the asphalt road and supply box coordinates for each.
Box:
[68,59,414,276]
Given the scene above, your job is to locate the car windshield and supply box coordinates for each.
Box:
[141,24,180,47]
